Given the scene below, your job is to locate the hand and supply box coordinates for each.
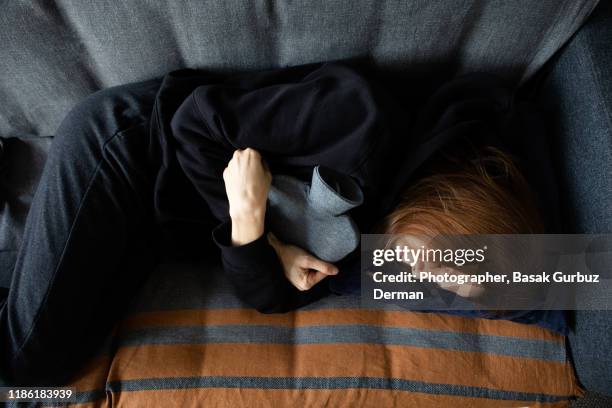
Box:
[268,233,339,291]
[414,260,485,298]
[223,148,272,245]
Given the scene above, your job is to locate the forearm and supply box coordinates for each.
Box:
[213,221,328,313]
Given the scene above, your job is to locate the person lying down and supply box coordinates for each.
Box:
[0,60,560,386]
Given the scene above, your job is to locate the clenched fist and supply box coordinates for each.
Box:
[268,233,339,291]
[223,148,272,245]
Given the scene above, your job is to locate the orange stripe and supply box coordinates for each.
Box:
[105,343,580,397]
[111,388,572,408]
[118,309,564,342]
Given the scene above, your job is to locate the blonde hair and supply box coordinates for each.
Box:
[382,146,544,236]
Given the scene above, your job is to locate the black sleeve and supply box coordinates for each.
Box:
[168,63,386,312]
[212,221,330,313]
[170,91,233,222]
[169,62,387,219]
[170,83,340,312]
[171,94,327,313]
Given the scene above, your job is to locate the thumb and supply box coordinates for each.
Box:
[305,270,330,289]
[302,256,338,276]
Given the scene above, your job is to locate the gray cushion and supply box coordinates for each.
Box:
[571,392,612,408]
[0,0,598,139]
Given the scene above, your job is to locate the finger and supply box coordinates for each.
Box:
[267,232,279,245]
[246,149,262,169]
[455,283,485,298]
[305,270,329,288]
[302,256,338,275]
[292,274,309,291]
[245,147,260,158]
[267,232,282,252]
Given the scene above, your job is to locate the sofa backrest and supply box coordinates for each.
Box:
[0,0,598,139]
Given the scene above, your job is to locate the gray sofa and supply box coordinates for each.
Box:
[1,0,611,403]
[538,0,612,399]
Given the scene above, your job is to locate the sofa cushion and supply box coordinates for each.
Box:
[62,262,582,407]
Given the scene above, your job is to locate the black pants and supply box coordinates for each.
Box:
[0,79,166,386]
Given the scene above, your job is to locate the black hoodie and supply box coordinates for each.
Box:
[149,61,559,313]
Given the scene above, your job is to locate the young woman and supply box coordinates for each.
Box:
[0,61,556,386]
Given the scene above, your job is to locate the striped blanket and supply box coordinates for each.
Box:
[60,262,581,407]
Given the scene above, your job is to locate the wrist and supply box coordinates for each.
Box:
[230,210,266,246]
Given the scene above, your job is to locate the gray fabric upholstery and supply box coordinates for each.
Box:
[539,4,612,234]
[0,0,597,139]
[570,392,612,408]
[538,0,612,396]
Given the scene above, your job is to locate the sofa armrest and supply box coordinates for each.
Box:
[538,2,612,234]
[538,1,612,396]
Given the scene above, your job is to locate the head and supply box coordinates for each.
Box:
[379,146,544,306]
[381,146,544,236]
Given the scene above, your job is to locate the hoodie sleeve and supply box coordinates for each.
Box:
[168,62,393,311]
[170,91,233,222]
[169,62,386,221]
[211,221,330,313]
[169,80,335,313]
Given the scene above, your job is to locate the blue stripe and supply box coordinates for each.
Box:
[32,377,571,405]
[101,376,571,403]
[74,389,106,404]
[117,324,565,361]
